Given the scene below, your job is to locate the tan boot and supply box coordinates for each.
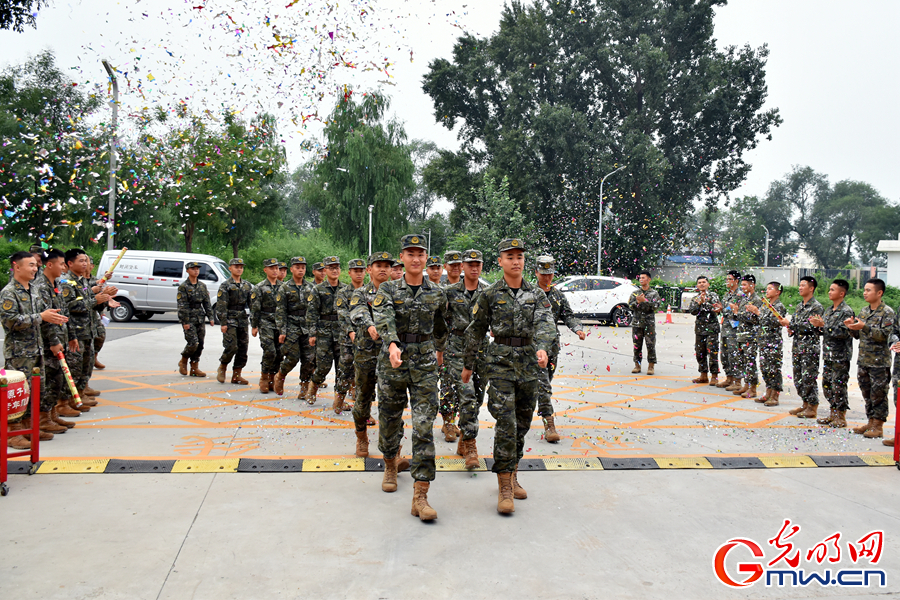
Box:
[83,386,100,397]
[755,389,769,404]
[456,437,466,457]
[298,381,310,401]
[73,393,91,412]
[382,457,399,493]
[396,457,411,472]
[831,410,847,428]
[94,358,106,370]
[217,363,227,384]
[631,362,641,374]
[80,395,99,407]
[798,403,818,419]
[863,419,885,438]
[190,362,206,377]
[355,429,369,458]
[51,406,75,428]
[273,371,286,395]
[178,356,188,376]
[231,369,249,385]
[741,385,757,399]
[333,392,347,415]
[884,437,895,447]
[497,472,515,514]
[259,373,270,394]
[716,376,733,389]
[817,407,836,425]
[543,415,561,443]
[647,363,655,375]
[764,391,780,407]
[464,438,479,470]
[7,420,31,449]
[733,383,749,396]
[56,399,80,418]
[789,401,809,416]
[513,468,527,500]
[692,373,709,384]
[852,418,873,435]
[709,375,718,386]
[411,481,438,521]
[307,382,320,405]
[726,378,743,392]
[320,381,329,389]
[441,419,458,442]
[39,411,67,434]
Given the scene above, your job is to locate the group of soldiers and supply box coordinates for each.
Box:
[2,246,117,449]
[176,235,584,519]
[685,271,899,444]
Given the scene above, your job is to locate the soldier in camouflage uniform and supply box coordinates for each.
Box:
[273,257,316,398]
[87,257,108,370]
[443,249,489,466]
[2,251,69,448]
[437,249,465,440]
[688,275,720,385]
[373,234,448,521]
[628,270,661,375]
[715,271,743,389]
[812,279,855,427]
[334,258,366,413]
[443,250,463,286]
[251,258,283,394]
[779,276,824,419]
[425,255,443,286]
[349,252,394,457]
[307,256,349,406]
[391,260,404,281]
[846,278,895,439]
[177,261,214,378]
[277,261,288,284]
[216,258,253,385]
[756,282,787,407]
[535,255,585,443]
[730,274,763,398]
[308,262,326,389]
[463,238,555,515]
[887,315,900,447]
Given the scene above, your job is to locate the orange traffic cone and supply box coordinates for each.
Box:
[665,305,673,323]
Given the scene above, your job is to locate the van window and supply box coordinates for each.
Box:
[197,263,218,282]
[214,262,231,280]
[153,260,184,278]
[591,279,618,291]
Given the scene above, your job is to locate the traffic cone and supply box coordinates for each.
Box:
[665,305,673,324]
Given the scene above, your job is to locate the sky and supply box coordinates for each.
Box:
[1,0,898,213]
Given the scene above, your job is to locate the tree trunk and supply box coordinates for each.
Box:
[231,236,240,259]
[184,222,195,253]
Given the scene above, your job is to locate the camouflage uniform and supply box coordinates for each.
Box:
[176,276,212,363]
[34,272,74,410]
[789,297,824,406]
[373,268,448,482]
[851,302,895,421]
[308,265,350,392]
[539,283,582,417]
[443,275,488,439]
[628,287,661,364]
[821,301,855,411]
[349,260,389,431]
[275,259,315,384]
[216,276,253,369]
[336,258,367,397]
[719,288,742,378]
[251,269,283,376]
[735,291,763,386]
[688,291,720,375]
[87,275,108,355]
[60,273,98,391]
[1,278,44,419]
[464,264,555,474]
[758,300,787,391]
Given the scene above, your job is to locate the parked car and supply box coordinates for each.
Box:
[555,275,637,326]
[97,250,231,322]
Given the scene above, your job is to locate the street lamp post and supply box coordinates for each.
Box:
[368,205,374,256]
[761,225,770,268]
[426,229,431,255]
[597,165,626,276]
[102,60,118,251]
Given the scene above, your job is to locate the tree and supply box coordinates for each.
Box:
[423,0,781,276]
[405,139,441,222]
[820,180,896,267]
[283,162,320,233]
[0,0,47,32]
[765,166,832,267]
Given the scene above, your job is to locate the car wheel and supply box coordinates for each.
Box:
[111,298,134,323]
[135,311,154,322]
[610,305,632,327]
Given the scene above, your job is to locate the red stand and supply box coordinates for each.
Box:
[0,370,41,496]
[894,388,899,469]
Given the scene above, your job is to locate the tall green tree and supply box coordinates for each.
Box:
[0,0,47,32]
[423,0,781,276]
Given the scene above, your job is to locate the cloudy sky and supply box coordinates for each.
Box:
[1,0,898,209]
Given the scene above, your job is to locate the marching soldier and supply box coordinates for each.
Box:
[628,271,661,375]
[87,257,109,370]
[757,282,787,406]
[251,258,283,393]
[425,256,443,286]
[216,258,253,385]
[732,274,763,398]
[334,258,367,413]
[273,257,316,398]
[443,250,463,286]
[277,261,288,283]
[535,255,585,443]
[391,260,404,281]
[689,276,720,385]
[307,256,349,406]
[716,271,742,389]
[813,279,854,427]
[311,262,326,285]
[778,276,824,418]
[177,261,214,378]
[887,319,900,446]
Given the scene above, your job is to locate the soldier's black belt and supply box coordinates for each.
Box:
[451,328,467,337]
[189,303,204,309]
[288,309,307,316]
[227,305,246,311]
[262,308,276,314]
[319,314,339,322]
[495,336,533,347]
[398,333,432,344]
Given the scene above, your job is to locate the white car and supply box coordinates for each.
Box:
[555,275,637,326]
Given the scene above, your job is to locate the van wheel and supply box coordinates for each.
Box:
[135,311,154,322]
[111,298,134,323]
[610,305,633,327]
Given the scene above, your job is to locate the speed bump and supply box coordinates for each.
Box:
[655,457,712,469]
[758,455,816,468]
[171,459,239,473]
[37,459,109,474]
[859,454,895,466]
[543,458,603,470]
[301,458,364,472]
[437,457,486,471]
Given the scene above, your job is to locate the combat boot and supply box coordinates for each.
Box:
[355,429,369,458]
[716,376,733,389]
[464,439,480,470]
[298,381,310,401]
[259,373,270,394]
[40,411,66,434]
[789,401,809,416]
[497,472,515,514]
[7,420,31,449]
[543,415,561,443]
[333,392,346,415]
[755,389,769,404]
[51,406,75,429]
[94,358,106,370]
[382,457,399,492]
[231,369,249,385]
[57,399,80,418]
[726,378,742,392]
[69,396,89,413]
[631,362,641,374]
[456,437,467,457]
[831,410,847,428]
[765,391,780,407]
[441,418,458,442]
[852,418,874,435]
[178,356,188,376]
[306,382,319,405]
[646,363,655,375]
[817,407,836,425]
[733,382,749,396]
[692,373,709,384]
[80,394,98,407]
[513,468,527,500]
[799,403,818,419]
[273,371,286,395]
[216,363,227,384]
[709,375,718,386]
[190,362,206,377]
[83,386,101,397]
[411,481,438,521]
[884,436,894,447]
[863,419,885,439]
[741,385,757,399]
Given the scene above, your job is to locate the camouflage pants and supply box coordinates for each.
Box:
[720,332,739,377]
[312,332,350,393]
[259,326,283,374]
[822,360,850,411]
[536,343,559,418]
[339,342,355,393]
[181,321,206,362]
[377,364,439,482]
[66,338,95,391]
[632,326,657,364]
[488,377,539,473]
[858,365,891,421]
[94,321,106,354]
[736,333,758,386]
[352,353,378,431]
[219,324,249,369]
[694,332,719,374]
[791,338,820,405]
[759,337,783,391]
[43,351,72,408]
[4,355,45,418]
[442,352,487,439]
[279,331,315,384]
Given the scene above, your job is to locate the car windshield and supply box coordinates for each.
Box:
[214,262,231,280]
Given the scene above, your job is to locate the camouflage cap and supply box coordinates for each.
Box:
[443,250,463,265]
[368,251,395,266]
[348,258,366,269]
[322,255,340,267]
[392,259,403,268]
[426,255,443,268]
[290,256,307,266]
[229,258,245,266]
[312,262,324,271]
[185,261,201,269]
[262,258,279,268]
[498,238,526,252]
[463,249,483,263]
[399,234,427,251]
[278,262,287,269]
[536,254,556,274]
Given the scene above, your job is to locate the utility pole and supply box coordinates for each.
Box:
[761,225,770,268]
[597,165,626,275]
[102,60,118,251]
[368,205,374,256]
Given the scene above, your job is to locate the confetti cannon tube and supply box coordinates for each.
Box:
[760,296,785,321]
[56,351,83,408]
[97,246,128,287]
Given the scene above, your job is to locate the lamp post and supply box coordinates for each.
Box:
[368,205,374,256]
[761,225,770,268]
[102,60,118,251]
[426,229,432,255]
[597,164,626,276]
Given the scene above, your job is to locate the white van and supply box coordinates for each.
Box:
[97,250,231,322]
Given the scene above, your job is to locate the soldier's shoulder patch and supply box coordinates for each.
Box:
[350,296,359,305]
[336,298,343,307]
[177,293,182,300]
[472,304,478,315]
[63,287,72,297]
[307,294,314,302]
[276,294,281,302]
[498,300,507,304]
[373,295,384,306]
[544,301,551,308]
[2,298,13,311]
[251,292,256,299]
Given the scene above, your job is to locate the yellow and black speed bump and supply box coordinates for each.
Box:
[809,455,867,468]
[517,458,548,471]
[238,459,304,473]
[106,459,175,474]
[8,461,40,474]
[706,457,765,469]
[600,457,659,470]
